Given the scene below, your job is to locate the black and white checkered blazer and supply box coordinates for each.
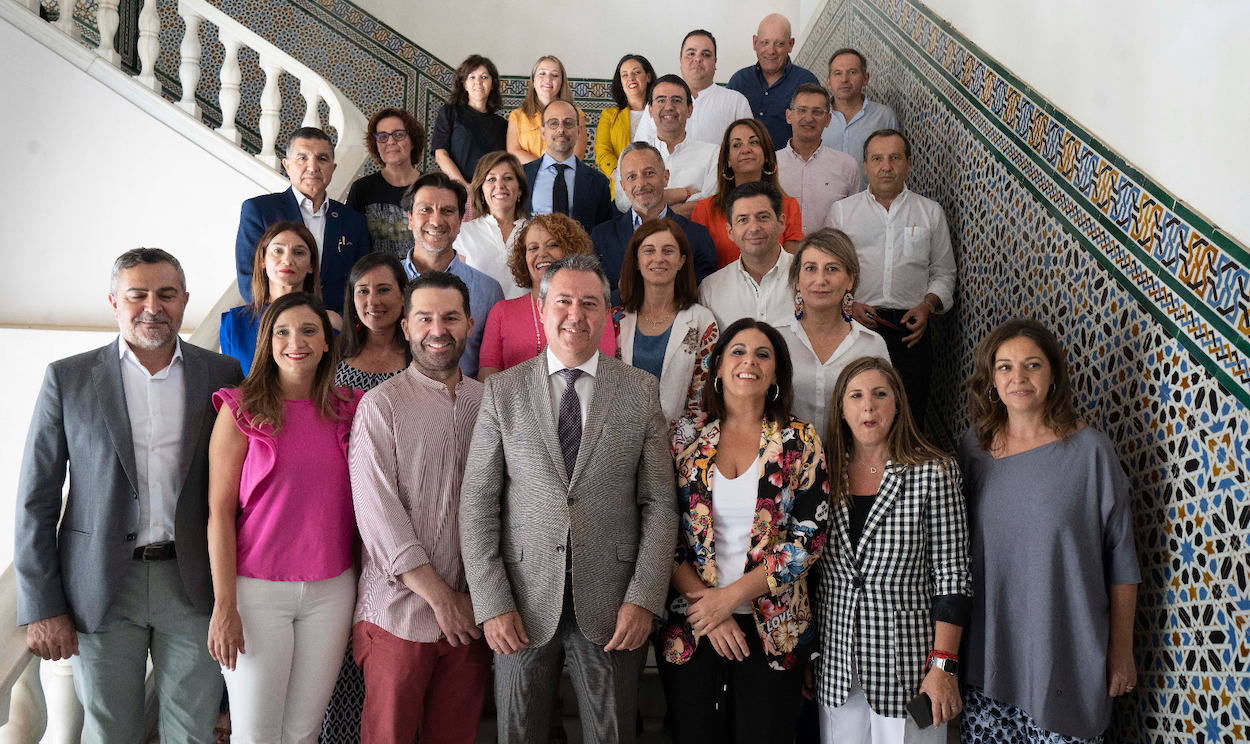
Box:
[811,457,971,718]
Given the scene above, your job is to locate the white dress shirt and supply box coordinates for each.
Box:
[697,249,795,330]
[774,319,891,430]
[614,134,719,212]
[118,337,185,546]
[545,346,598,429]
[826,188,956,312]
[777,142,862,233]
[454,215,529,299]
[634,83,754,147]
[294,187,329,262]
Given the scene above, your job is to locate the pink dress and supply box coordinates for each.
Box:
[479,294,618,371]
[213,387,363,582]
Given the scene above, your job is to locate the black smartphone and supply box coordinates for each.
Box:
[906,692,934,729]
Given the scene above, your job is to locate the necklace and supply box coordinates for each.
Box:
[639,307,676,331]
[529,294,543,356]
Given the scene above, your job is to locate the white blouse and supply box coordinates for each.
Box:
[454,215,529,299]
[774,318,891,432]
[712,456,760,614]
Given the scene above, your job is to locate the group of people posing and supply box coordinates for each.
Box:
[16,12,1139,744]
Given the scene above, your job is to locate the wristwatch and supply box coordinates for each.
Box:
[929,656,959,675]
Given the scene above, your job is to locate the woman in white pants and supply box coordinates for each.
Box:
[207,293,363,743]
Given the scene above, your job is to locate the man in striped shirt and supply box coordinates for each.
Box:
[348,271,489,743]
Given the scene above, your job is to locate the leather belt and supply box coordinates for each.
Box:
[133,541,177,561]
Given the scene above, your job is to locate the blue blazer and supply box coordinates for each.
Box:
[234,187,370,315]
[591,210,719,306]
[523,157,616,235]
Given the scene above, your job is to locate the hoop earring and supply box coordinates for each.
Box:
[841,291,854,323]
[714,377,722,393]
[762,163,776,177]
[1048,383,1056,396]
[988,387,1000,403]
[721,166,735,181]
[769,383,780,402]
[794,292,805,321]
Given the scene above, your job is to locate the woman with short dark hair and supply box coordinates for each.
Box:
[595,54,655,185]
[957,319,1139,743]
[346,107,426,259]
[455,151,531,299]
[431,54,508,189]
[658,317,829,742]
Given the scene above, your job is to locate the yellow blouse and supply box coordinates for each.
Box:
[594,106,633,179]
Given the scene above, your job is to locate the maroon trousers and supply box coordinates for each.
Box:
[353,621,492,744]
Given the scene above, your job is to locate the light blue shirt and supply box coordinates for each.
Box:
[821,97,899,187]
[530,153,579,216]
[631,205,671,229]
[401,251,504,379]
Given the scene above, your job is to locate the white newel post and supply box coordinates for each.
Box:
[258,56,282,168]
[38,659,82,744]
[176,5,203,116]
[0,658,46,744]
[94,0,119,64]
[135,0,161,91]
[53,0,76,38]
[217,32,242,145]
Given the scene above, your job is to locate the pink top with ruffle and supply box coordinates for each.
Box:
[213,387,362,581]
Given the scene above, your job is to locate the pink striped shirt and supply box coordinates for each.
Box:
[349,366,484,642]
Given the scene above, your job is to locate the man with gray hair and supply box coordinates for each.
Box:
[17,248,243,742]
[234,126,370,313]
[777,82,862,231]
[460,254,676,744]
[821,48,899,187]
[593,141,717,302]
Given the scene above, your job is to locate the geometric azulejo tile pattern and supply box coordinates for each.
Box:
[798,2,1249,743]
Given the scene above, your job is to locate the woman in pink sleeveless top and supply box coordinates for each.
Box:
[207,292,363,744]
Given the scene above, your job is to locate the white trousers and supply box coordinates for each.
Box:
[223,569,356,744]
[819,676,948,744]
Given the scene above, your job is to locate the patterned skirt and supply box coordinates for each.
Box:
[960,685,1104,744]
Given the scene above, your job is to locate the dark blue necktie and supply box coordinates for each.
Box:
[552,163,570,215]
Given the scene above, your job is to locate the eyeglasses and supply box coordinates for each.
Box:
[373,130,409,143]
[790,107,829,117]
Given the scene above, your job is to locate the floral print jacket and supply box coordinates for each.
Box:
[660,412,830,670]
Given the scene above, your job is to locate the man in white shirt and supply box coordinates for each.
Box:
[821,48,900,188]
[777,82,861,233]
[614,75,718,217]
[698,181,796,329]
[827,129,955,428]
[634,29,752,147]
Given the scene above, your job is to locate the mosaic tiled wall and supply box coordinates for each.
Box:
[796,1,1250,741]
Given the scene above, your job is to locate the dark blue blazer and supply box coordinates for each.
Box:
[591,210,719,306]
[523,157,616,235]
[234,187,370,315]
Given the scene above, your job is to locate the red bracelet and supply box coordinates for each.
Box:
[927,650,958,666]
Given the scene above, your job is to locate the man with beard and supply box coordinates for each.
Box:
[349,271,490,743]
[592,141,717,304]
[523,100,615,234]
[16,248,243,742]
[400,172,503,379]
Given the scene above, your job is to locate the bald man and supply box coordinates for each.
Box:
[727,13,819,150]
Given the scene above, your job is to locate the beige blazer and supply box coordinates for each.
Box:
[460,352,677,646]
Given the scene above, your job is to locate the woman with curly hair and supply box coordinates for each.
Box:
[476,213,616,380]
[346,107,426,259]
[658,317,829,742]
[957,319,1139,743]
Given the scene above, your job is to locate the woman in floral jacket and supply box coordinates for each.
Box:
[658,317,830,743]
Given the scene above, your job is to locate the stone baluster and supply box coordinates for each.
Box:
[52,0,76,38]
[217,32,242,145]
[299,78,323,130]
[0,658,46,744]
[176,4,203,117]
[258,55,283,168]
[38,659,82,744]
[94,0,120,64]
[135,0,161,91]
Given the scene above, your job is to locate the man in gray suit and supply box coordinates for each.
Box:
[15,248,243,743]
[460,254,677,744]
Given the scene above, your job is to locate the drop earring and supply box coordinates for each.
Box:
[841,292,854,323]
[795,292,805,321]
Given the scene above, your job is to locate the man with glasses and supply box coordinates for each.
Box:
[523,101,615,234]
[777,83,862,232]
[233,126,370,314]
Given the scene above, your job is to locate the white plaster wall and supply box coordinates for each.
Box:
[0,16,278,332]
[356,0,811,83]
[919,0,1250,246]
